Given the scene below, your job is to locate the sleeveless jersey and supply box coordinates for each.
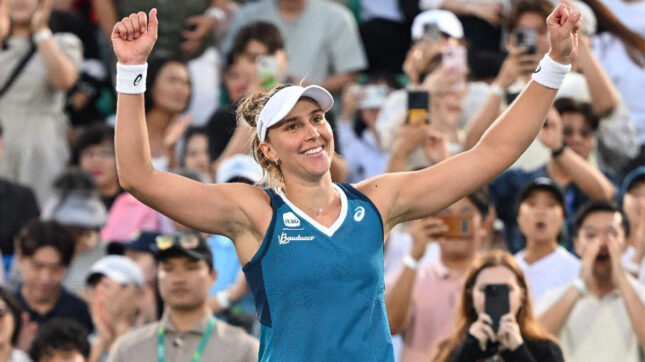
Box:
[243,183,394,361]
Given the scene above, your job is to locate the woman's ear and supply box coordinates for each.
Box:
[259,141,278,164]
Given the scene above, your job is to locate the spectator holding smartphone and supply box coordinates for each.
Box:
[432,250,564,362]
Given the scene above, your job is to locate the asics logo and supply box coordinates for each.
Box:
[283,212,300,228]
[533,66,541,74]
[278,232,315,245]
[133,74,143,86]
[354,206,365,222]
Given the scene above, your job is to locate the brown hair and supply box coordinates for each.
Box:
[432,250,556,361]
[506,0,554,32]
[235,84,291,188]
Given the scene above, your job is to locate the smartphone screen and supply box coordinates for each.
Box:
[257,55,279,90]
[423,23,440,42]
[441,45,467,72]
[437,215,473,238]
[514,28,537,54]
[407,91,429,126]
[484,284,510,333]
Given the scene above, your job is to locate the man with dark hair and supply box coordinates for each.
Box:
[537,200,645,362]
[30,318,90,362]
[0,123,40,261]
[109,232,258,362]
[14,220,93,350]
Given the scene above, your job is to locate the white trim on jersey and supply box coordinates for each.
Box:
[275,184,348,237]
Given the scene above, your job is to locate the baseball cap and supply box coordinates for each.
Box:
[107,231,160,255]
[621,166,645,199]
[359,85,389,110]
[42,191,107,229]
[216,154,263,184]
[516,177,566,214]
[86,255,144,287]
[411,10,464,41]
[256,85,334,142]
[153,232,213,269]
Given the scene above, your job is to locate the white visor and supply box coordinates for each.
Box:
[256,85,334,142]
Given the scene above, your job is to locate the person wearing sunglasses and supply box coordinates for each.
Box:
[0,287,30,362]
[109,232,258,362]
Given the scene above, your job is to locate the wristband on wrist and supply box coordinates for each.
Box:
[551,143,567,158]
[572,277,587,296]
[116,62,148,94]
[531,54,572,90]
[215,290,232,309]
[33,28,53,44]
[402,255,420,271]
[489,83,504,98]
[205,7,226,22]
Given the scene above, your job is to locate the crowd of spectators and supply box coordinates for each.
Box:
[0,0,643,361]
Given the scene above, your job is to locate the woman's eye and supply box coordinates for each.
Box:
[313,115,323,123]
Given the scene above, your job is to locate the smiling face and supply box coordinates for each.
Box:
[517,190,564,245]
[260,98,334,182]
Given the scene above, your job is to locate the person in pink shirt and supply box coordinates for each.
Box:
[386,188,490,361]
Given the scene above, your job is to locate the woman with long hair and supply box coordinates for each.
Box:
[110,5,580,361]
[433,250,564,361]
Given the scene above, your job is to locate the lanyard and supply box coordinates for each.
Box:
[157,317,216,362]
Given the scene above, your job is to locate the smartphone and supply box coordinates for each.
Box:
[441,45,467,72]
[514,27,537,55]
[257,55,279,90]
[423,22,440,42]
[437,215,473,238]
[484,284,510,333]
[407,91,429,126]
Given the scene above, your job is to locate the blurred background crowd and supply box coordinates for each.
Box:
[0,0,644,361]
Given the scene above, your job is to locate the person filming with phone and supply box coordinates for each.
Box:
[432,250,564,361]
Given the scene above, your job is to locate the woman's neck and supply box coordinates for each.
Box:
[99,181,121,199]
[523,240,558,264]
[283,175,338,222]
[0,343,11,360]
[146,108,176,157]
[11,23,31,38]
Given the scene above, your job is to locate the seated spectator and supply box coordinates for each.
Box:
[338,82,392,182]
[433,250,564,362]
[39,168,107,295]
[181,127,213,183]
[222,0,367,93]
[144,58,192,172]
[14,220,93,351]
[85,256,144,362]
[488,107,615,252]
[0,0,82,205]
[109,232,258,362]
[537,200,645,362]
[513,178,580,302]
[619,167,645,280]
[386,189,490,361]
[29,318,90,362]
[0,124,39,267]
[0,287,31,362]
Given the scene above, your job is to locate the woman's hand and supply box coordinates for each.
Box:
[0,0,10,43]
[30,0,52,32]
[546,3,582,65]
[111,9,158,65]
[407,216,448,260]
[495,45,540,88]
[469,313,497,351]
[497,313,523,351]
[423,126,451,164]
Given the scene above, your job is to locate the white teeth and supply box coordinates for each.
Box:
[303,146,323,155]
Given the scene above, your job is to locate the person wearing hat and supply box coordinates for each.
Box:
[112,7,580,360]
[619,166,645,281]
[513,177,580,302]
[86,256,144,362]
[109,232,258,362]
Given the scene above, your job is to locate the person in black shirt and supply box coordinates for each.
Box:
[432,250,564,362]
[13,220,93,351]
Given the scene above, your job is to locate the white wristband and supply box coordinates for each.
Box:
[33,28,53,44]
[215,290,232,309]
[572,277,587,296]
[402,255,420,271]
[205,7,226,22]
[531,54,571,90]
[116,62,148,94]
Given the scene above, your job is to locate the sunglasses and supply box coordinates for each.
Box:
[155,234,200,251]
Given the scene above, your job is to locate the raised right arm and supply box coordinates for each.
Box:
[113,10,265,238]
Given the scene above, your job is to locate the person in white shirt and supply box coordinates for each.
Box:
[537,200,645,362]
[513,177,580,302]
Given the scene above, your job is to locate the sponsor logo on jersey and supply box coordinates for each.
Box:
[354,206,365,222]
[283,212,300,228]
[278,232,315,245]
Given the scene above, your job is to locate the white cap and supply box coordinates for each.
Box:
[86,255,144,287]
[256,85,334,142]
[359,85,389,110]
[411,10,464,41]
[216,154,263,184]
